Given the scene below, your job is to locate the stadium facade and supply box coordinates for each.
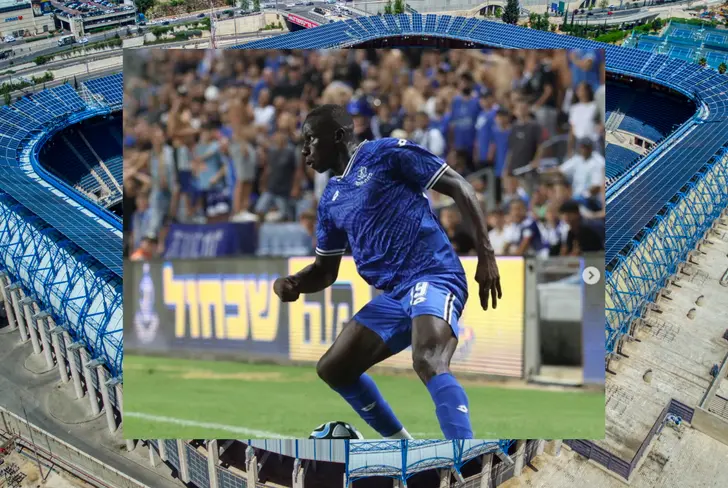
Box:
[1,12,728,488]
[0,74,124,442]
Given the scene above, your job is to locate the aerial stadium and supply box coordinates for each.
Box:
[0,74,130,486]
[2,7,728,488]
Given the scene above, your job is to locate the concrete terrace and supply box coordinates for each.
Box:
[596,215,728,459]
[512,426,728,488]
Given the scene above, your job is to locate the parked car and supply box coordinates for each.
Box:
[3,35,16,43]
[79,36,89,44]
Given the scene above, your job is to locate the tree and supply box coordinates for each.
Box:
[599,0,608,8]
[698,57,707,67]
[651,18,662,31]
[719,62,727,74]
[393,0,405,13]
[135,0,155,15]
[384,0,392,14]
[242,0,250,10]
[502,0,519,24]
[253,0,260,11]
[226,0,235,6]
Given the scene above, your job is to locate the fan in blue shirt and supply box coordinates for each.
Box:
[274,104,502,440]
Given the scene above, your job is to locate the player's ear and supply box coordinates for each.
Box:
[333,126,345,144]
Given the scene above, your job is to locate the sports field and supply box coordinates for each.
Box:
[123,355,605,440]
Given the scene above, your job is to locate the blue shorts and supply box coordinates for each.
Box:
[353,280,466,355]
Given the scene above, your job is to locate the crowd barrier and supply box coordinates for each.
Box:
[125,255,604,381]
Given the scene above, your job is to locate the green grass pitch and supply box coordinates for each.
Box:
[123,354,605,440]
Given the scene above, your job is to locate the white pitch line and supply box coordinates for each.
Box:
[124,412,288,439]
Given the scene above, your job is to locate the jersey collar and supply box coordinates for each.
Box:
[337,140,368,179]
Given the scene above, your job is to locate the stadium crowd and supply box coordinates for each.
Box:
[123,48,606,260]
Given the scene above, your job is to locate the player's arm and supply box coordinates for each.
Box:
[273,200,346,302]
[432,167,494,256]
[282,253,342,296]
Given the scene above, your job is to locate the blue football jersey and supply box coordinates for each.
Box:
[315,138,468,300]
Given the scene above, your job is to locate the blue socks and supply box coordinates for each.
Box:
[332,373,404,437]
[426,373,473,439]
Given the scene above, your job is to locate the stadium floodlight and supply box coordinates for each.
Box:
[67,342,85,351]
[106,376,122,388]
[19,296,34,306]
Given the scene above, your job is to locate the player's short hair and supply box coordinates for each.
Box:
[559,200,581,215]
[305,104,354,136]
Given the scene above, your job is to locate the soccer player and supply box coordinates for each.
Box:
[273,105,502,439]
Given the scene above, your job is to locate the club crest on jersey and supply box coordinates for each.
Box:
[355,166,373,187]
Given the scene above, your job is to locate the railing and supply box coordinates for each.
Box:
[0,407,146,488]
[565,398,695,480]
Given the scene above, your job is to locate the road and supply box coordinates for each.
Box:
[0,324,182,488]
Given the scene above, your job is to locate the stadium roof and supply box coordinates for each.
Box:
[0,76,123,277]
[235,14,728,265]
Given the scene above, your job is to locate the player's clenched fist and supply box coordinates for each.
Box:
[274,277,301,302]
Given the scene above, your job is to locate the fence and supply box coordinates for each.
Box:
[0,407,146,488]
[565,398,695,481]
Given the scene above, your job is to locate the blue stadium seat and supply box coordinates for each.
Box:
[82,73,123,107]
[605,144,641,181]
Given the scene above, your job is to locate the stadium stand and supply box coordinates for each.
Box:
[0,72,124,433]
[604,144,640,180]
[143,438,524,488]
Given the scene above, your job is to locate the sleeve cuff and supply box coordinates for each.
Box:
[424,162,450,190]
[315,247,347,256]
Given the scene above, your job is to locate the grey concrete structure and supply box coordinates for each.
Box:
[79,348,100,415]
[176,439,190,483]
[33,310,55,368]
[64,333,85,400]
[208,440,220,488]
[49,325,69,384]
[20,295,41,355]
[480,453,493,488]
[8,284,28,342]
[0,273,17,330]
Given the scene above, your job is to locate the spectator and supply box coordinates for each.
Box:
[123,49,605,259]
[130,235,158,261]
[193,122,228,220]
[131,192,151,251]
[450,72,481,172]
[504,99,545,182]
[506,199,548,257]
[490,108,513,203]
[568,81,601,156]
[412,110,446,157]
[439,207,476,255]
[255,130,299,221]
[501,175,530,212]
[486,209,508,255]
[559,200,605,255]
[474,91,498,169]
[229,126,257,216]
[552,138,605,212]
